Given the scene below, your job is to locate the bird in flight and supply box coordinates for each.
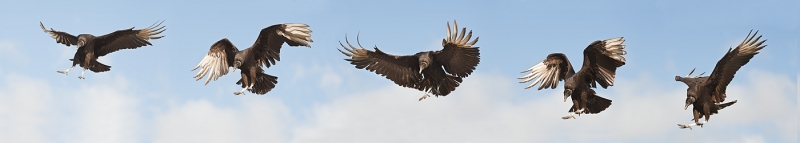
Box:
[40,21,166,79]
[519,37,627,120]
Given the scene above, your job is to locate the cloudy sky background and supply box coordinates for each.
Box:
[0,0,797,142]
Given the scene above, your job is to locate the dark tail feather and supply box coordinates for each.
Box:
[717,100,737,109]
[236,72,278,95]
[89,61,111,73]
[583,95,612,114]
[427,75,463,97]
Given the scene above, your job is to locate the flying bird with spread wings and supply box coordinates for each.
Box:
[40,21,166,79]
[192,23,312,95]
[519,37,627,120]
[338,20,480,101]
[675,30,766,130]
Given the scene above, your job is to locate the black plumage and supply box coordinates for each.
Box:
[192,23,313,95]
[40,21,166,79]
[675,30,766,130]
[519,37,627,120]
[338,20,480,101]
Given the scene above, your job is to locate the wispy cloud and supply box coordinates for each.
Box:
[0,75,52,143]
[153,97,291,143]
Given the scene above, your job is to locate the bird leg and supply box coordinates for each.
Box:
[677,121,706,130]
[57,66,75,75]
[77,68,86,79]
[418,91,431,101]
[562,112,576,120]
[233,83,254,95]
[561,108,584,120]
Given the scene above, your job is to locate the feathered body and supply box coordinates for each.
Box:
[40,21,166,79]
[519,37,627,119]
[676,30,766,129]
[192,23,313,95]
[338,20,480,101]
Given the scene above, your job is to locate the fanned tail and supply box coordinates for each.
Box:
[89,61,111,73]
[236,72,278,95]
[569,89,613,114]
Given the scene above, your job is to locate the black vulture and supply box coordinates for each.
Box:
[675,30,766,130]
[40,21,166,79]
[518,37,627,120]
[338,20,480,101]
[192,23,312,95]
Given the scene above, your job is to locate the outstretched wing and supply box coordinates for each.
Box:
[434,20,480,78]
[338,36,421,88]
[40,22,78,46]
[706,30,766,103]
[192,39,239,85]
[519,53,575,90]
[251,23,313,68]
[94,21,166,56]
[578,37,627,89]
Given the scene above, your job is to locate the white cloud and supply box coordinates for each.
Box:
[290,63,344,90]
[153,97,291,143]
[0,69,793,143]
[69,76,140,143]
[0,74,144,143]
[0,75,53,143]
[289,70,796,143]
[0,40,27,68]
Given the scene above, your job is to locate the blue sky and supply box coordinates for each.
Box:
[0,0,796,142]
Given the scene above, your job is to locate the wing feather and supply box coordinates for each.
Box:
[94,20,166,56]
[579,37,627,89]
[706,30,766,103]
[192,39,239,85]
[251,23,313,68]
[40,22,78,46]
[434,20,481,78]
[338,36,421,88]
[519,53,575,90]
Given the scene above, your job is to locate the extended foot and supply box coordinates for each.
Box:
[418,93,431,101]
[562,114,576,120]
[78,75,85,79]
[57,70,69,75]
[233,91,245,95]
[678,124,693,130]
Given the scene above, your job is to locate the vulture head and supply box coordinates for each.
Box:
[563,83,575,102]
[415,52,432,74]
[563,89,573,102]
[232,53,245,72]
[684,96,695,110]
[76,34,94,49]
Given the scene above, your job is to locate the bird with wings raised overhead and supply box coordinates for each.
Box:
[40,21,166,79]
[519,37,627,120]
[192,23,312,95]
[675,30,766,130]
[338,20,480,101]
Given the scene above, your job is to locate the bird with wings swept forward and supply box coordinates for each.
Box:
[192,23,312,95]
[519,37,627,120]
[675,30,766,130]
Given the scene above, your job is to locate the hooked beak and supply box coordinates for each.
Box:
[418,64,426,74]
[684,97,695,110]
[77,41,85,49]
[233,62,242,72]
[563,89,572,102]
